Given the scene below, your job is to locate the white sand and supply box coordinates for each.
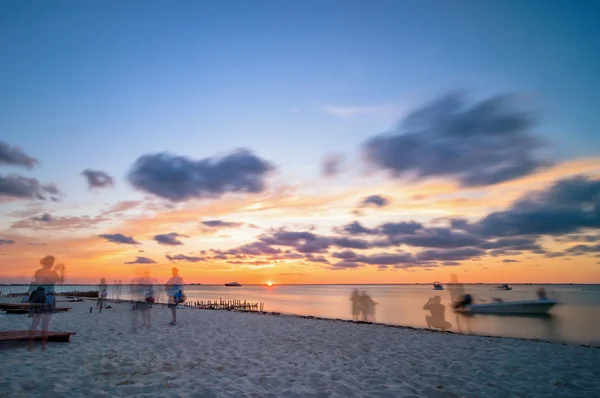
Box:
[1,300,599,398]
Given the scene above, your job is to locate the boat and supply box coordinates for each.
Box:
[225,282,242,287]
[455,299,558,315]
[496,284,512,290]
[433,281,444,290]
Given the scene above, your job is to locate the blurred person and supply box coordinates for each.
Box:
[423,296,452,331]
[350,289,361,321]
[131,269,155,331]
[97,278,108,312]
[165,267,185,326]
[28,255,65,351]
[360,291,377,322]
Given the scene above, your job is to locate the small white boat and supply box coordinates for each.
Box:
[456,299,557,315]
[433,281,444,290]
[225,282,242,287]
[497,284,512,290]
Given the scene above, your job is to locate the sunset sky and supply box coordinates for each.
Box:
[1,1,599,285]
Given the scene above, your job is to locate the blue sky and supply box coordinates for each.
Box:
[2,1,600,283]
[0,1,598,201]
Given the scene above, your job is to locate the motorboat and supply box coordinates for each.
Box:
[496,284,512,290]
[433,281,444,290]
[455,299,557,315]
[225,282,242,287]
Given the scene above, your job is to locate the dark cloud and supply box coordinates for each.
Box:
[331,250,359,259]
[304,255,330,264]
[99,233,140,245]
[565,244,600,256]
[0,174,59,200]
[331,237,371,250]
[31,213,54,223]
[359,194,389,208]
[128,149,273,202]
[0,141,38,169]
[479,237,539,249]
[154,233,187,246]
[363,93,550,187]
[442,261,461,266]
[125,256,156,264]
[330,261,363,270]
[335,221,375,235]
[502,259,520,263]
[201,220,244,228]
[82,169,114,189]
[226,242,281,256]
[357,252,416,265]
[474,176,600,237]
[378,221,423,236]
[0,239,15,245]
[321,154,344,177]
[390,228,484,249]
[166,254,205,263]
[415,247,485,262]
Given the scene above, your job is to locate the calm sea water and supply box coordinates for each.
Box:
[2,284,599,345]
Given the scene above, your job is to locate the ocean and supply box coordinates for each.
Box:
[2,283,599,345]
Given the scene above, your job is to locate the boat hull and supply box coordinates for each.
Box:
[457,300,557,315]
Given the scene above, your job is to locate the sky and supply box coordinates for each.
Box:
[1,1,600,285]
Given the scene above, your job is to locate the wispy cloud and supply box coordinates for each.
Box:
[322,104,404,117]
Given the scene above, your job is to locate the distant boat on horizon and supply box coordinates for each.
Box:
[225,282,242,287]
[433,281,444,290]
[497,284,512,290]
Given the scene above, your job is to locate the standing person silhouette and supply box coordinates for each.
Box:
[97,278,108,312]
[165,267,184,326]
[28,255,65,350]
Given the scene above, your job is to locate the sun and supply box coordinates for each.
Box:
[267,281,273,287]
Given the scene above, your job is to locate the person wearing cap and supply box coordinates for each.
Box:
[164,267,184,325]
[28,255,65,350]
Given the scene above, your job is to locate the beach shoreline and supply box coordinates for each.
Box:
[1,299,600,397]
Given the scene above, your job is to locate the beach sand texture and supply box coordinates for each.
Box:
[1,301,599,398]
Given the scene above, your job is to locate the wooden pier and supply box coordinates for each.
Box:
[184,298,264,312]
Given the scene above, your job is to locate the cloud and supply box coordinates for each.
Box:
[12,213,108,230]
[0,141,38,169]
[321,154,344,177]
[201,220,244,228]
[335,221,375,235]
[154,232,187,246]
[0,239,15,245]
[99,233,140,245]
[473,176,600,237]
[378,221,424,236]
[502,259,520,263]
[125,256,156,264]
[363,93,551,187]
[166,254,205,262]
[225,242,282,256]
[565,244,600,256]
[82,169,115,189]
[32,213,53,222]
[389,228,484,249]
[0,174,59,200]
[415,247,485,262]
[128,149,274,202]
[304,255,330,264]
[359,194,389,208]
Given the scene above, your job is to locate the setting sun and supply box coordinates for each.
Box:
[267,281,273,287]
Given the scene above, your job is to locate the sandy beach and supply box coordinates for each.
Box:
[1,300,599,398]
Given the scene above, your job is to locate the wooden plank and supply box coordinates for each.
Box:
[0,330,76,343]
[4,307,71,315]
